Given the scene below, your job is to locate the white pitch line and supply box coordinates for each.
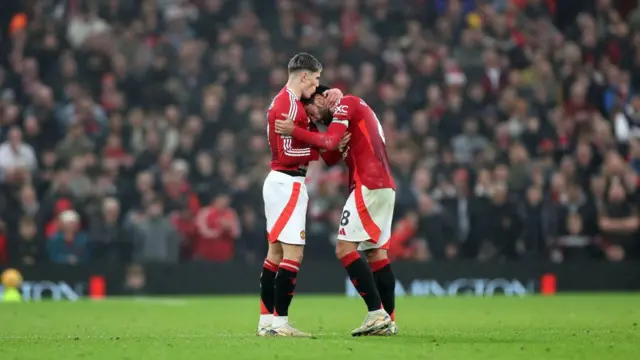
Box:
[0,333,338,340]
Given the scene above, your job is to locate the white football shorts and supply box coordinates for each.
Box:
[263,170,308,245]
[336,184,395,251]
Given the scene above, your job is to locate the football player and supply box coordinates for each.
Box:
[274,86,397,336]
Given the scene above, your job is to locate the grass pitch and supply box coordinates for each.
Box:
[0,295,639,359]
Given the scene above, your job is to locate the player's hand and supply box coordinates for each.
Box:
[338,132,351,152]
[323,88,343,107]
[275,113,295,135]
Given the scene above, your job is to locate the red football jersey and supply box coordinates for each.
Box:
[267,87,319,173]
[291,95,395,191]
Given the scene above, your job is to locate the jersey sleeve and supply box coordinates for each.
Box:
[331,97,352,126]
[269,97,319,166]
[320,149,343,166]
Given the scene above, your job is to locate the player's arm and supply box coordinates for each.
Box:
[320,149,342,166]
[290,121,347,151]
[275,131,319,166]
[276,97,351,150]
[274,116,347,151]
[320,131,350,166]
[268,101,319,166]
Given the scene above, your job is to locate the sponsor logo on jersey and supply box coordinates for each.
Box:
[339,228,346,236]
[334,105,348,115]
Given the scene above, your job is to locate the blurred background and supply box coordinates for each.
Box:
[0,0,639,276]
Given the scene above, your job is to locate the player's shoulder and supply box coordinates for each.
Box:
[337,95,367,108]
[334,95,365,117]
[271,88,296,105]
[338,94,360,103]
[269,88,298,113]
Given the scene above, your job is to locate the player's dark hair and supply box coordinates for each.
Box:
[301,85,330,104]
[287,53,323,74]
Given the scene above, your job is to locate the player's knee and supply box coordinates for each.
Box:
[266,243,284,264]
[335,240,357,259]
[365,249,387,263]
[266,252,283,265]
[281,243,304,264]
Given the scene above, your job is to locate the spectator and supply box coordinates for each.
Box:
[519,185,555,258]
[190,151,217,203]
[553,213,598,262]
[46,210,90,265]
[236,206,266,263]
[0,0,638,266]
[12,217,42,265]
[43,197,74,238]
[55,121,95,162]
[131,198,180,264]
[3,184,40,234]
[556,182,598,237]
[451,118,489,164]
[67,155,93,200]
[66,4,111,49]
[170,204,198,261]
[193,193,241,262]
[486,183,523,260]
[599,178,639,260]
[90,197,128,263]
[416,194,456,260]
[507,143,531,194]
[388,211,419,261]
[0,127,37,182]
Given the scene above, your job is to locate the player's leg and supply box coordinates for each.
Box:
[262,173,310,337]
[272,243,304,332]
[366,248,397,335]
[336,186,391,336]
[336,240,384,313]
[366,249,395,320]
[257,241,282,334]
[337,240,390,336]
[363,192,397,335]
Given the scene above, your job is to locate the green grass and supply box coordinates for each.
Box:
[1,295,639,359]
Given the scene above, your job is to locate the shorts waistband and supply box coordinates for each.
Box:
[268,170,306,183]
[277,169,307,177]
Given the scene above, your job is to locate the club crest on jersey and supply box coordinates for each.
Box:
[300,230,306,240]
[334,105,348,115]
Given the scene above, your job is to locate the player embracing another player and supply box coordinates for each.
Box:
[275,86,398,336]
[259,54,344,337]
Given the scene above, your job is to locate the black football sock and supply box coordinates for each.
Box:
[273,259,300,318]
[340,251,382,312]
[259,259,277,319]
[371,259,396,321]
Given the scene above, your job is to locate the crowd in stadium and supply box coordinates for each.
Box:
[0,0,638,265]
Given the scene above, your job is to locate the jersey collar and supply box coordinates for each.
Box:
[285,87,300,100]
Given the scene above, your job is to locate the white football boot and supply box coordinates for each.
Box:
[268,323,312,337]
[372,321,398,336]
[256,314,273,336]
[256,326,272,336]
[351,309,392,337]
